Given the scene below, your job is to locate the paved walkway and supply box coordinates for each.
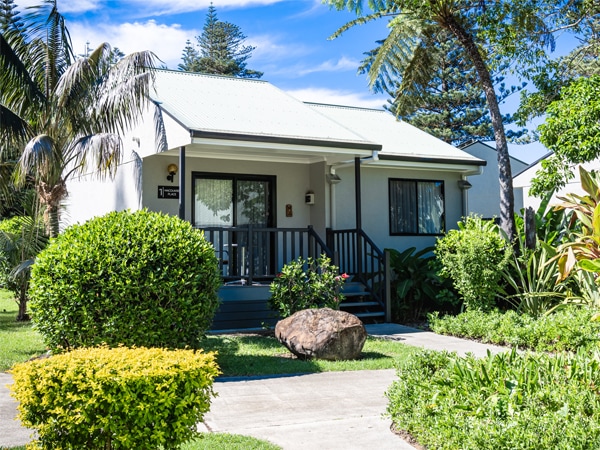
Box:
[0,323,510,449]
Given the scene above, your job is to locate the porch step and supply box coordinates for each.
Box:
[341,301,380,308]
[339,281,386,324]
[354,311,386,319]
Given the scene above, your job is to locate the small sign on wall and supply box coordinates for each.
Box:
[158,185,179,199]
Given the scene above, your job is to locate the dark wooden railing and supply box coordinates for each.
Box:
[327,228,390,320]
[197,225,332,285]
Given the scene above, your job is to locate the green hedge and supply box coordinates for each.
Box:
[10,346,220,449]
[29,209,221,351]
[429,307,600,352]
[387,349,600,449]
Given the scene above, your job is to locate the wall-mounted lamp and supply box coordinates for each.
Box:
[326,173,342,184]
[457,179,472,190]
[305,192,315,205]
[167,163,178,183]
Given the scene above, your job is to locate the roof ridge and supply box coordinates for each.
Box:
[155,68,269,84]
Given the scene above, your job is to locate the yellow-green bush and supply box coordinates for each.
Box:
[10,346,220,450]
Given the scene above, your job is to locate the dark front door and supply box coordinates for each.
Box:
[192,172,276,279]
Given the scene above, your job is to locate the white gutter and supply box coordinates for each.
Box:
[330,151,380,171]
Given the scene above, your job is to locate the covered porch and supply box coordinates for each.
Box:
[156,142,390,330]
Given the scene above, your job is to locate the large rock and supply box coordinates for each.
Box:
[275,308,367,361]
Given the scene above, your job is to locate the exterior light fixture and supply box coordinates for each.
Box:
[326,173,342,184]
[457,179,472,190]
[167,164,178,182]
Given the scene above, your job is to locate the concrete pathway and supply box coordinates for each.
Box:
[0,323,510,449]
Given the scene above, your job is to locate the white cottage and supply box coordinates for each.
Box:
[65,69,486,329]
[514,154,600,213]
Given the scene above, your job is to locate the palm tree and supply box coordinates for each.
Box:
[0,0,158,237]
[0,192,48,321]
[327,0,559,244]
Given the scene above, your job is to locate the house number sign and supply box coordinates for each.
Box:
[158,186,179,199]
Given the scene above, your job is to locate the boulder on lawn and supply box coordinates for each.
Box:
[275,308,367,361]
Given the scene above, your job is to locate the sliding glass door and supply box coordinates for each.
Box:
[193,173,275,279]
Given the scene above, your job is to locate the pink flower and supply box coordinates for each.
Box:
[341,273,349,279]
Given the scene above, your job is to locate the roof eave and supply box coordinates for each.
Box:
[378,154,486,166]
[190,129,381,152]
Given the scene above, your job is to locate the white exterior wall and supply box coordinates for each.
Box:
[514,158,600,213]
[332,165,465,251]
[141,154,320,229]
[63,150,143,228]
[462,142,528,219]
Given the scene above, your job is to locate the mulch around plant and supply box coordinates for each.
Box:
[391,424,427,450]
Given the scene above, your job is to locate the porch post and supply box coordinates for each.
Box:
[179,146,186,220]
[354,157,361,230]
[354,157,363,278]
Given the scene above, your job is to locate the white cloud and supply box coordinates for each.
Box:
[92,0,284,17]
[17,0,285,18]
[286,87,386,109]
[69,20,196,68]
[59,1,103,14]
[248,34,313,63]
[297,56,360,75]
[16,0,101,14]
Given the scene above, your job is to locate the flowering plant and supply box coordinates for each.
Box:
[269,254,349,318]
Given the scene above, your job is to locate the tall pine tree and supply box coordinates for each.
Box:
[179,4,262,78]
[364,32,525,146]
[0,0,24,34]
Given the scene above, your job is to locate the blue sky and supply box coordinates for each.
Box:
[19,0,569,163]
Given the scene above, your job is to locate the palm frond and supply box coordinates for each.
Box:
[23,0,73,96]
[0,161,15,211]
[17,134,64,186]
[94,71,156,134]
[64,133,122,180]
[329,10,393,40]
[394,33,442,115]
[326,0,390,16]
[0,33,44,114]
[154,102,168,154]
[0,104,31,145]
[54,43,113,137]
[364,15,424,91]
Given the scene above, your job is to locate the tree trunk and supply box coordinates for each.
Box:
[445,17,517,244]
[44,202,60,238]
[17,287,29,321]
[38,180,66,238]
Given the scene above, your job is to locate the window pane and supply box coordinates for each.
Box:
[236,180,269,226]
[194,178,233,227]
[417,182,444,234]
[390,180,417,234]
[390,179,444,235]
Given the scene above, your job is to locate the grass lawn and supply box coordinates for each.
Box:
[0,291,46,372]
[201,332,417,377]
[7,433,282,450]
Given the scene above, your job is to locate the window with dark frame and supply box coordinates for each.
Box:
[389,179,445,235]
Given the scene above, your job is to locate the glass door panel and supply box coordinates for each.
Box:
[236,180,269,226]
[194,178,233,227]
[236,180,271,277]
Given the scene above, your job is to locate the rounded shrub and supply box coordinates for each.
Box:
[29,209,221,351]
[10,346,220,449]
[434,215,511,311]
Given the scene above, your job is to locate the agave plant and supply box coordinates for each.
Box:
[1,0,158,237]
